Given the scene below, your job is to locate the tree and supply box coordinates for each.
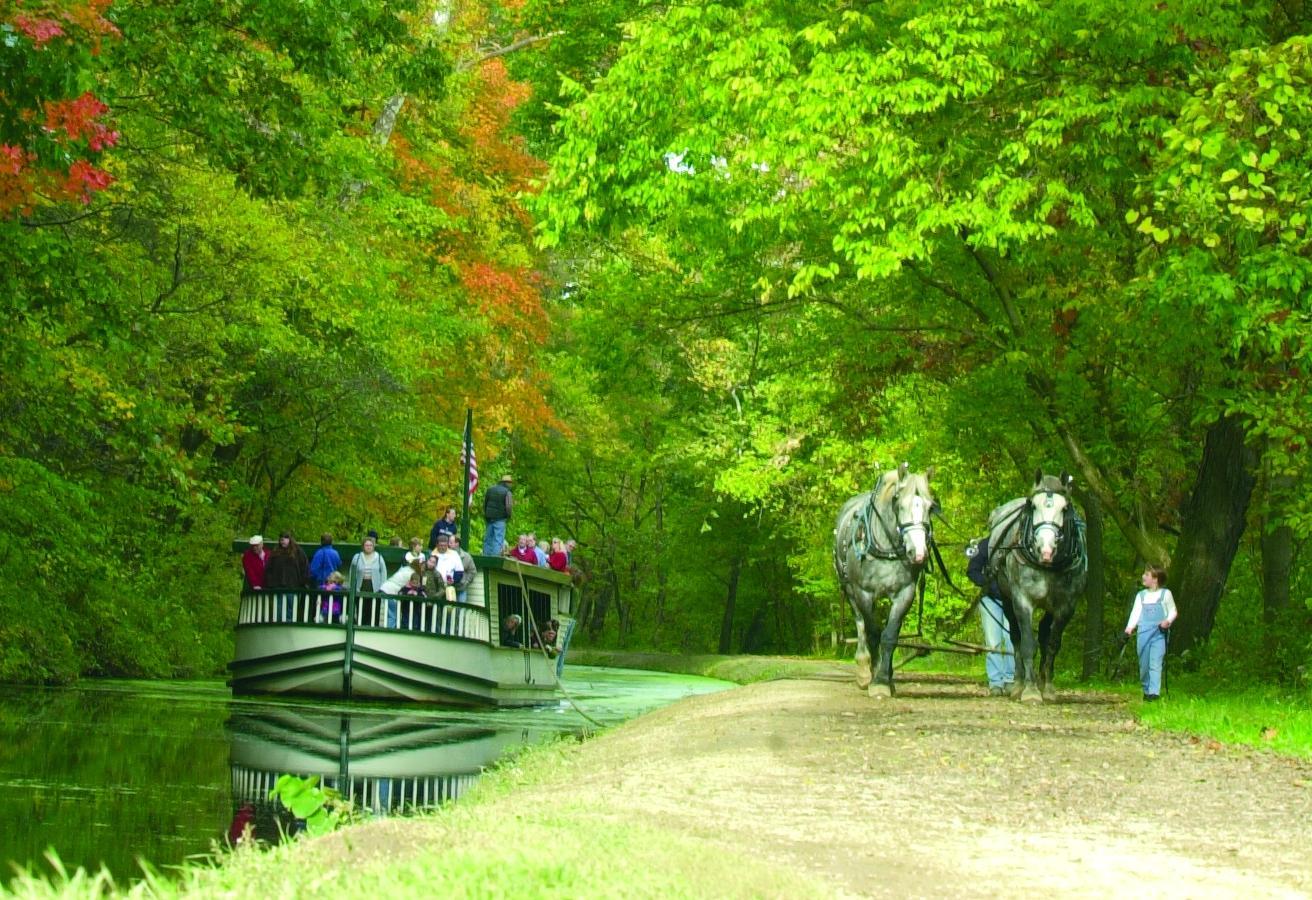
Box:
[535,0,1295,655]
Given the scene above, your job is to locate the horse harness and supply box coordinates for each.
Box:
[988,488,1087,576]
[851,482,933,561]
[848,482,968,598]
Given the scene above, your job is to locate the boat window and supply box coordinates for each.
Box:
[495,583,553,645]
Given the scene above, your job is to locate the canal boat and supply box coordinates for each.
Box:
[228,707,555,815]
[227,541,574,707]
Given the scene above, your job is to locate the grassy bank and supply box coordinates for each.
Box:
[564,649,847,683]
[2,730,836,899]
[572,649,1312,759]
[1120,675,1312,759]
[565,646,978,683]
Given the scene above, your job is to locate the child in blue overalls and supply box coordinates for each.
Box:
[1124,565,1177,701]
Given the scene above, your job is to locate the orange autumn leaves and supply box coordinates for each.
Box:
[388,50,557,439]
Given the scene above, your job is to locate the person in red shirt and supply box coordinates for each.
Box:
[510,533,537,564]
[547,537,570,573]
[242,535,268,590]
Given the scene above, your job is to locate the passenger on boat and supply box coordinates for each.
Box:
[531,533,549,567]
[532,618,559,656]
[547,538,570,573]
[349,537,388,594]
[481,474,513,556]
[428,506,458,550]
[428,533,463,602]
[509,534,536,564]
[381,557,424,594]
[394,565,430,629]
[404,536,427,567]
[318,571,345,623]
[450,534,479,604]
[501,614,523,648]
[241,535,268,591]
[399,570,426,596]
[308,533,341,586]
[266,532,309,619]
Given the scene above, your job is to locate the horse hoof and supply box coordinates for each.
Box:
[856,670,872,690]
[867,683,893,699]
[1019,687,1043,703]
[1041,686,1057,703]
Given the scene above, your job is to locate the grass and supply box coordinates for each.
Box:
[1123,675,1312,759]
[0,739,838,899]
[572,648,1312,759]
[565,648,845,684]
[0,707,843,900]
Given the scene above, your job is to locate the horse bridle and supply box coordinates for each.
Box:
[1029,488,1067,549]
[860,480,937,562]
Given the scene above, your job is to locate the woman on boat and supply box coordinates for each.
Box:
[265,532,309,590]
[349,537,388,593]
[547,538,570,573]
[265,532,309,620]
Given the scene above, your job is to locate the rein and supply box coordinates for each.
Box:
[853,492,909,560]
[989,494,1086,575]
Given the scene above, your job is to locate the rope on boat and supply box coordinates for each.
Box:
[510,563,606,730]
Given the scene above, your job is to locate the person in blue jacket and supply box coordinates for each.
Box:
[308,533,341,586]
[967,537,1015,696]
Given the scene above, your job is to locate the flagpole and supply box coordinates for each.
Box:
[460,408,473,548]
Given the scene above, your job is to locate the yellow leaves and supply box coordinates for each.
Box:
[684,337,746,393]
[59,354,132,410]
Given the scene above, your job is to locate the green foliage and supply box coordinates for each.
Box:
[269,774,358,837]
[1135,679,1312,759]
[526,0,1308,668]
[0,0,553,682]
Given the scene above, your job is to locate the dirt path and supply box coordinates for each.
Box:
[536,671,1312,898]
[296,670,1312,898]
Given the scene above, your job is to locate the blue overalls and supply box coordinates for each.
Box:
[1136,590,1168,697]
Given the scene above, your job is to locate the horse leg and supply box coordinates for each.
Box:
[1039,603,1074,702]
[846,591,876,691]
[1037,612,1054,699]
[1011,599,1042,702]
[871,581,916,699]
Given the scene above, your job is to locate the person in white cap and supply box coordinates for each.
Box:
[242,535,268,591]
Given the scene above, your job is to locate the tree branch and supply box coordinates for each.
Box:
[454,31,564,73]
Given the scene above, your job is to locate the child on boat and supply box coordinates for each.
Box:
[318,571,345,623]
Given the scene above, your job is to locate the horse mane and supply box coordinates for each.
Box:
[873,470,899,507]
[1032,474,1068,497]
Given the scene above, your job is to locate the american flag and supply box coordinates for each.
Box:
[461,423,478,501]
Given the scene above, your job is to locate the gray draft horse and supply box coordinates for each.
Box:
[987,471,1087,702]
[833,463,936,698]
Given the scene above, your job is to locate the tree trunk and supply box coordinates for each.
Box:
[1260,469,1294,669]
[718,553,743,654]
[587,573,613,640]
[1168,416,1259,655]
[1079,492,1106,680]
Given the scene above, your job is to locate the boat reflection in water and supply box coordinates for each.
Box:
[227,707,556,839]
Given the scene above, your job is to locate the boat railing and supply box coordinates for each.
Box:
[237,589,491,643]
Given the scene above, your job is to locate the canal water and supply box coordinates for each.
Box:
[0,667,730,884]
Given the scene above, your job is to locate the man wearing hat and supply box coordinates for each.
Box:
[481,474,514,556]
[242,535,268,591]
